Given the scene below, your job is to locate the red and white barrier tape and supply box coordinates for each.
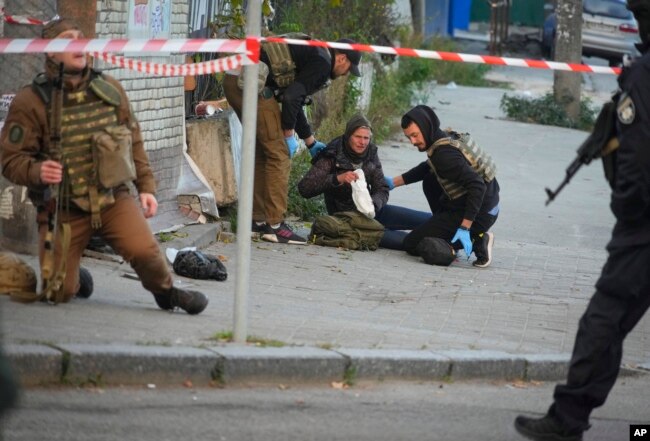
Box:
[93,52,253,76]
[1,8,47,25]
[0,38,249,56]
[270,37,622,75]
[0,36,622,75]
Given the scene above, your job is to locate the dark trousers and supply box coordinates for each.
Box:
[402,173,497,254]
[402,209,498,255]
[375,204,431,250]
[551,242,650,431]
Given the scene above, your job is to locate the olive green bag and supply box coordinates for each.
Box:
[309,210,384,251]
[91,124,137,189]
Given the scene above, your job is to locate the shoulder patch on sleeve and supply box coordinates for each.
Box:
[617,93,636,125]
[8,123,25,146]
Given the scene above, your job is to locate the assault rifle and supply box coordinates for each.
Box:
[544,96,620,205]
[40,62,69,303]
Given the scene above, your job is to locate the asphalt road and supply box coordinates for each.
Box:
[3,374,649,441]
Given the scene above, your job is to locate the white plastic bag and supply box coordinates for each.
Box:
[351,169,375,218]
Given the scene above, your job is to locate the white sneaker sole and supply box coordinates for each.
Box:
[261,233,307,245]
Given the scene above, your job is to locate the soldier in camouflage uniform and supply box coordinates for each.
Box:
[386,105,500,268]
[0,18,208,314]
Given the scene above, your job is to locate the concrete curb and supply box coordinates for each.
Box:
[4,343,608,387]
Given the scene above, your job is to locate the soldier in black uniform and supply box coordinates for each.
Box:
[514,1,650,440]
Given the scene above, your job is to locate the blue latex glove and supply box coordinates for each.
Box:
[308,140,326,158]
[384,176,395,190]
[451,227,473,258]
[285,135,298,158]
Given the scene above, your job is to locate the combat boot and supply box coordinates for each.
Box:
[75,266,94,299]
[154,286,208,315]
[514,414,583,441]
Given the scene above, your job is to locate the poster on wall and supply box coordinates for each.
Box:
[127,0,172,39]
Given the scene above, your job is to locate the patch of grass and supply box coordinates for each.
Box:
[218,206,238,234]
[396,36,491,88]
[287,150,327,221]
[136,341,172,347]
[212,330,234,342]
[343,365,357,387]
[247,336,286,347]
[209,330,286,347]
[156,231,189,243]
[500,92,597,131]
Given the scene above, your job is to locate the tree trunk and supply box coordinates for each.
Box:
[553,0,583,122]
[410,0,425,36]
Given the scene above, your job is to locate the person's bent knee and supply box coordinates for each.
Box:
[403,233,420,255]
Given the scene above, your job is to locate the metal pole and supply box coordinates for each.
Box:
[233,0,261,343]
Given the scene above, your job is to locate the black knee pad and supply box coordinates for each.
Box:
[416,237,456,266]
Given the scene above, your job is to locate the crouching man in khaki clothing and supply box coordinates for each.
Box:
[0,18,208,314]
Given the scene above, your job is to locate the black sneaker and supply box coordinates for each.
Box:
[251,221,266,233]
[261,222,307,245]
[514,414,583,441]
[473,231,494,268]
[154,287,208,315]
[76,266,94,299]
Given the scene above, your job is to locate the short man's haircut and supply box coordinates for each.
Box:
[401,114,414,129]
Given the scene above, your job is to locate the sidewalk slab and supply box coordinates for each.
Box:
[5,344,62,386]
[336,348,451,381]
[210,346,347,385]
[58,344,219,386]
[438,350,526,380]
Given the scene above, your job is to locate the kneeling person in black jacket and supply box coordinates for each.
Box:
[387,105,500,267]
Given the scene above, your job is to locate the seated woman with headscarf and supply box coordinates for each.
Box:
[298,114,431,250]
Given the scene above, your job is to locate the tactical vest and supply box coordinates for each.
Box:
[426,132,496,200]
[59,79,122,219]
[262,33,331,91]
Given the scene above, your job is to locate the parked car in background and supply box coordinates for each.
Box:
[542,0,639,66]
